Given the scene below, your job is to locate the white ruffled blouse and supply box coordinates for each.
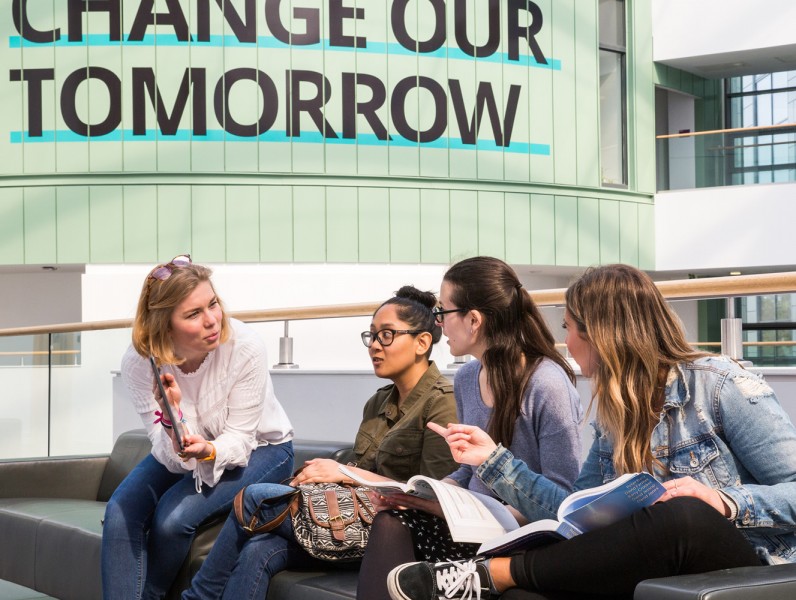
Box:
[120,319,293,489]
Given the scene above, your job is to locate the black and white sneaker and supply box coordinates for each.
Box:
[387,558,495,600]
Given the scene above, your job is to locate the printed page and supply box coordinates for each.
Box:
[415,478,512,543]
[561,473,665,533]
[338,467,516,543]
[557,473,638,518]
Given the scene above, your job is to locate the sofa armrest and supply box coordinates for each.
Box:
[634,564,796,600]
[96,429,152,502]
[0,455,108,500]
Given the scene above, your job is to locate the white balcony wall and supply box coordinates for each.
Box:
[0,271,82,328]
[655,182,796,272]
[653,0,796,76]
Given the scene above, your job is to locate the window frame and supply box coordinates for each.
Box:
[598,0,628,188]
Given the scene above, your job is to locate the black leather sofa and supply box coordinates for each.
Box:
[0,430,357,600]
[0,429,794,600]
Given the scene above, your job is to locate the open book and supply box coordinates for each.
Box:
[338,465,519,544]
[478,472,666,556]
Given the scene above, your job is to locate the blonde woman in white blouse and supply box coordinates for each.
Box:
[101,255,293,600]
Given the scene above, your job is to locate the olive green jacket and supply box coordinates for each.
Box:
[353,362,458,482]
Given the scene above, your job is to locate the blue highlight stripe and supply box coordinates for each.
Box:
[9,129,550,155]
[8,35,561,70]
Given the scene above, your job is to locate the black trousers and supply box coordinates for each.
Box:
[505,497,761,599]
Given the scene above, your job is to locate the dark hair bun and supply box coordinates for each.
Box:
[395,285,437,311]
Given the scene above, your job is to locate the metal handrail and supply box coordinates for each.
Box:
[656,122,796,140]
[0,350,80,357]
[1,271,796,338]
[4,341,795,361]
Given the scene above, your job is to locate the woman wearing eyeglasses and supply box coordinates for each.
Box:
[356,256,583,600]
[180,285,458,600]
[101,256,294,600]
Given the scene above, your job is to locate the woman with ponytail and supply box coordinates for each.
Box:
[357,257,583,600]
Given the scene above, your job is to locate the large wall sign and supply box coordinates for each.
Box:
[0,2,659,273]
[5,0,561,165]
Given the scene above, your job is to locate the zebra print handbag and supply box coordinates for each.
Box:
[289,482,376,562]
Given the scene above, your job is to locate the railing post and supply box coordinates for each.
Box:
[47,333,52,457]
[272,321,299,369]
[448,355,470,369]
[721,296,744,361]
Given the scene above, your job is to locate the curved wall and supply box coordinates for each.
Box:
[0,0,656,268]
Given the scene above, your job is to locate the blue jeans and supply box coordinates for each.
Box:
[182,482,322,600]
[101,441,294,600]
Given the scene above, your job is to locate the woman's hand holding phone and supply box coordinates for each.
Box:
[157,372,191,455]
[149,356,188,453]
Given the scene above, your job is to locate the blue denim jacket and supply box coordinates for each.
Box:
[477,356,796,564]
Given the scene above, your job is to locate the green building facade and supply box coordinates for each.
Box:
[0,0,657,269]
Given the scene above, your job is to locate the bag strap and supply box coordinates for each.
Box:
[354,488,376,524]
[233,486,299,536]
[325,489,348,541]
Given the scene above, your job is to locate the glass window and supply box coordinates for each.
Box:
[721,74,796,366]
[598,0,625,48]
[600,50,625,185]
[599,0,626,187]
[726,69,796,185]
[741,295,796,367]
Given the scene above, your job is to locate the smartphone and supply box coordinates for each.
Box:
[149,355,186,451]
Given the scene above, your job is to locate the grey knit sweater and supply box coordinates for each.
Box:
[446,358,583,497]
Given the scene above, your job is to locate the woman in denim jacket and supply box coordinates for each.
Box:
[387,264,796,600]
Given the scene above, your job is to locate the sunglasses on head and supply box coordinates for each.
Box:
[148,254,192,281]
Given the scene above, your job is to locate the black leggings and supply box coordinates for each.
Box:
[506,497,761,599]
[357,511,418,600]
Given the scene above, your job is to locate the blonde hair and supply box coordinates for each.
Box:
[565,264,706,475]
[131,263,230,365]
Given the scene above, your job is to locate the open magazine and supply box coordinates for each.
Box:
[337,465,519,543]
[478,472,666,556]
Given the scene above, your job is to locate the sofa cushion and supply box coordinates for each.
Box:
[267,569,358,600]
[0,498,104,600]
[0,500,39,587]
[634,564,796,600]
[0,579,55,599]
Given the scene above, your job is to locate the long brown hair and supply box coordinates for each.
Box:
[565,264,706,474]
[132,262,230,365]
[444,256,574,447]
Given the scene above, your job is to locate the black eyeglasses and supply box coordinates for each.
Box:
[361,329,427,348]
[148,254,192,281]
[431,307,467,324]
